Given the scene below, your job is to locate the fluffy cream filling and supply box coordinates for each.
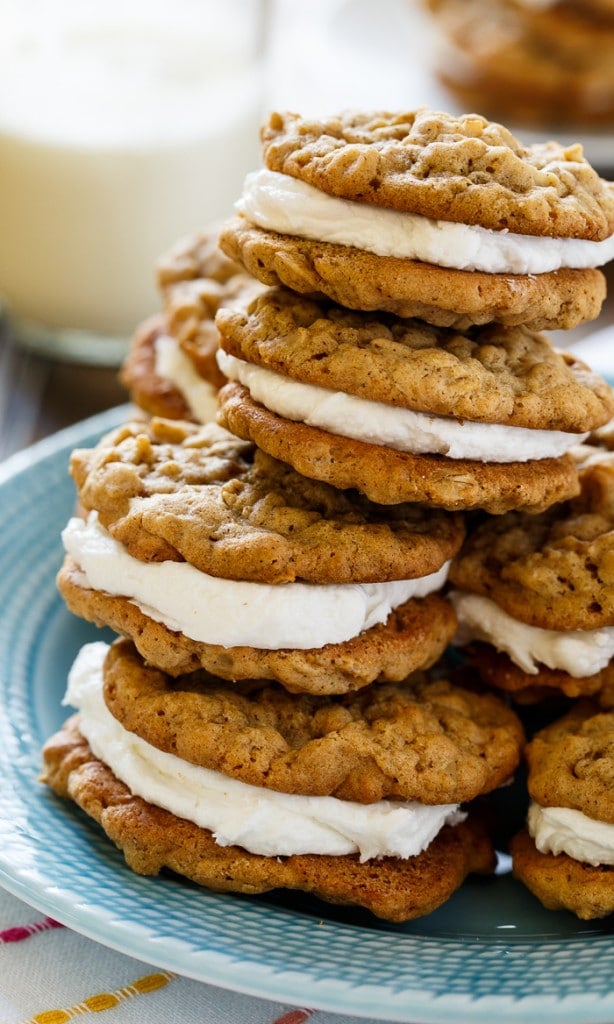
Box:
[62,513,450,651]
[218,350,587,462]
[450,591,614,677]
[237,169,614,274]
[527,802,614,867]
[65,642,466,861]
[154,333,218,424]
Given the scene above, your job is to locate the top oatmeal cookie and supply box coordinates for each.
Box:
[261,109,614,239]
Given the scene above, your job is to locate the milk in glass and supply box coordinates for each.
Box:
[0,0,265,362]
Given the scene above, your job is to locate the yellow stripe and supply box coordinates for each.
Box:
[22,971,177,1024]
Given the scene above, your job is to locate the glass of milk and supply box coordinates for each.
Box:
[0,0,268,364]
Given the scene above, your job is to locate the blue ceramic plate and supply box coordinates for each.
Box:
[1,407,613,1024]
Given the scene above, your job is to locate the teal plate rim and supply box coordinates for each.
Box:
[1,405,613,1024]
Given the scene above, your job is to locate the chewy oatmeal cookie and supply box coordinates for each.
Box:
[120,232,262,423]
[41,715,495,922]
[57,417,461,694]
[449,461,614,701]
[67,417,464,584]
[103,638,524,803]
[57,557,456,694]
[219,217,606,333]
[214,287,613,512]
[218,381,580,514]
[510,702,614,919]
[40,640,510,921]
[219,108,614,329]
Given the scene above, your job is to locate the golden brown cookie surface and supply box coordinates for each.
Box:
[510,828,614,920]
[219,218,607,331]
[218,381,580,514]
[41,715,496,922]
[103,639,524,803]
[449,462,614,630]
[261,109,614,239]
[69,418,464,584]
[216,287,614,430]
[119,315,193,421]
[157,232,262,390]
[465,642,614,703]
[525,702,614,823]
[57,559,457,695]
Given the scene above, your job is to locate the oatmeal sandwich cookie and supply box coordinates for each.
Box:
[215,286,614,513]
[219,108,614,330]
[121,232,262,424]
[57,417,462,693]
[510,701,614,920]
[449,461,614,703]
[120,234,233,422]
[41,639,524,921]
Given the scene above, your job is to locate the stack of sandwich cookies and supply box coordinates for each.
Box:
[220,109,614,330]
[47,413,528,920]
[448,461,614,704]
[121,232,261,423]
[510,701,614,920]
[42,104,613,923]
[41,638,525,921]
[217,108,614,514]
[57,417,463,693]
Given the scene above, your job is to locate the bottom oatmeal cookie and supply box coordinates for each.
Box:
[39,642,514,922]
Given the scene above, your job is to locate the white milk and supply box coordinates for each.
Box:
[0,0,265,360]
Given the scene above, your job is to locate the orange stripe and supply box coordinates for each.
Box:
[273,1011,315,1024]
[22,970,177,1024]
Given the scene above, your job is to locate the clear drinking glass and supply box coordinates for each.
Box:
[0,0,268,365]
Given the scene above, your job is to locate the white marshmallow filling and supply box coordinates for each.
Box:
[62,513,451,651]
[218,350,588,463]
[528,802,614,867]
[450,591,614,678]
[154,333,218,424]
[237,169,614,275]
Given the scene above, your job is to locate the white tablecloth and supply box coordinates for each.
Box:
[0,886,392,1024]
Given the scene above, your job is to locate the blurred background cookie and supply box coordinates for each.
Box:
[420,0,614,132]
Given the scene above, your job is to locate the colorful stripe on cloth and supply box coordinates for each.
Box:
[273,1012,315,1024]
[0,918,63,943]
[19,971,177,1024]
[1,902,316,1024]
